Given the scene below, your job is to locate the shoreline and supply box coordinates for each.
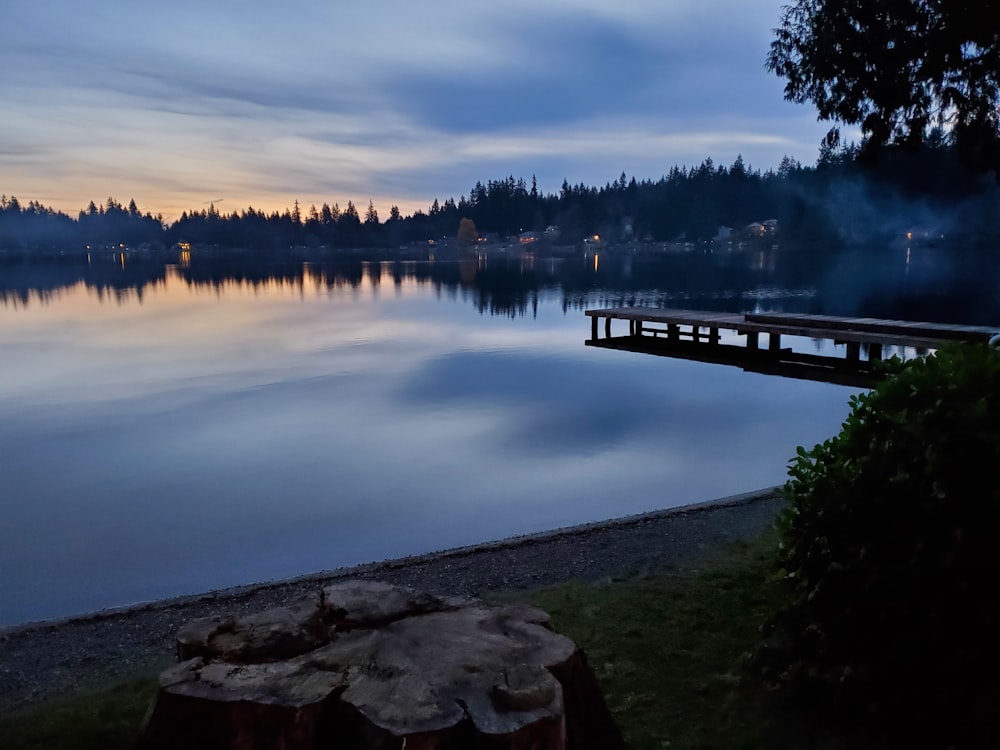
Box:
[0,487,784,714]
[0,487,780,637]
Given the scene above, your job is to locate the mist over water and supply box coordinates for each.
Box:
[1,247,997,627]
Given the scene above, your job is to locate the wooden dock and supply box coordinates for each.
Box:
[585,307,999,387]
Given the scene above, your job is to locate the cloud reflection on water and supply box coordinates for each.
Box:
[0,261,858,626]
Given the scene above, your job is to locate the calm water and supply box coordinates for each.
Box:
[1,247,995,626]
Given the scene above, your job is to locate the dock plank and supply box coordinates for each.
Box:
[744,312,998,342]
[585,308,745,327]
[586,307,996,346]
[735,322,948,350]
[585,307,997,369]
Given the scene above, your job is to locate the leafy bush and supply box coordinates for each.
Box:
[757,343,1000,748]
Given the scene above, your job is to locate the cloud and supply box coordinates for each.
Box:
[376,2,793,134]
[0,0,830,218]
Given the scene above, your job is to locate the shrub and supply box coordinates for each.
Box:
[757,343,1000,748]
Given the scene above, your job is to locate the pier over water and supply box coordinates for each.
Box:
[585,307,1000,387]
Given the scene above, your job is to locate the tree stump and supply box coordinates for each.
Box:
[138,580,623,750]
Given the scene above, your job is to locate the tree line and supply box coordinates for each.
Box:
[3,140,1000,254]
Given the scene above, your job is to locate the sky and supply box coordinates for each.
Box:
[1,0,835,222]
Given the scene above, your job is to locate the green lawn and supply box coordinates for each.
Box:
[0,677,159,750]
[504,532,832,750]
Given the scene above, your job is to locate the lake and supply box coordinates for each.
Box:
[1,244,996,627]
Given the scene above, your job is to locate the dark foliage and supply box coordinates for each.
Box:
[757,343,1000,748]
[0,196,164,252]
[767,0,1000,172]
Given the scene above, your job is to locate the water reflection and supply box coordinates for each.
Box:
[397,350,669,456]
[1,247,997,626]
[588,336,887,389]
[4,244,999,323]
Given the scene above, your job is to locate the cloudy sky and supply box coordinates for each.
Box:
[1,0,833,221]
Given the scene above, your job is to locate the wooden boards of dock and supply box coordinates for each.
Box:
[584,307,999,387]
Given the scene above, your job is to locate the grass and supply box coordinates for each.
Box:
[501,530,835,750]
[0,530,846,749]
[0,678,159,750]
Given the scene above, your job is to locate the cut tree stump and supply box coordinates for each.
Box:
[138,580,623,750]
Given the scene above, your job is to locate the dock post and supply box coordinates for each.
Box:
[605,317,611,338]
[867,343,882,361]
[769,332,781,351]
[636,320,643,336]
[746,332,758,351]
[709,327,719,345]
[591,315,598,340]
[668,323,679,341]
[846,341,860,360]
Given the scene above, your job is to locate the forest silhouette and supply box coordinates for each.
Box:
[3,140,1000,254]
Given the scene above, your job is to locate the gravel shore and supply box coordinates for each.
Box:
[0,487,783,716]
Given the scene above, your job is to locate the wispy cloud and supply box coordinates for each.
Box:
[0,0,829,219]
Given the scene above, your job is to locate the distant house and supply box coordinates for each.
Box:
[744,220,779,238]
[901,226,944,244]
[519,231,540,244]
[543,225,562,241]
